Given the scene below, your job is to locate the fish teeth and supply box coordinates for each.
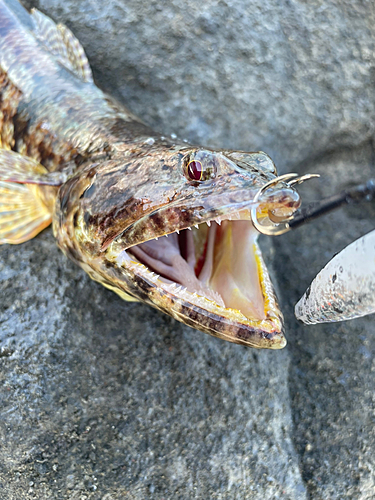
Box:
[195,224,199,229]
[187,227,192,230]
[144,137,155,145]
[206,221,211,227]
[215,218,221,225]
[176,229,180,234]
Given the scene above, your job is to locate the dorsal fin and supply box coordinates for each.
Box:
[31,8,93,83]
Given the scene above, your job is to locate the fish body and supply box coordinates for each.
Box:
[0,0,303,348]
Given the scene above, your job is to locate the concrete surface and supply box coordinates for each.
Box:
[1,0,375,498]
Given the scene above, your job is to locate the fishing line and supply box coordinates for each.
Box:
[289,178,375,230]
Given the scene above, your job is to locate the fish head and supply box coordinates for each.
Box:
[54,143,301,349]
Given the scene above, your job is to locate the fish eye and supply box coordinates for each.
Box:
[183,151,217,183]
[187,160,203,181]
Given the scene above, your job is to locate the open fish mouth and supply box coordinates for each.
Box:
[108,207,285,349]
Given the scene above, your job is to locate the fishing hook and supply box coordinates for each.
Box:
[250,173,320,235]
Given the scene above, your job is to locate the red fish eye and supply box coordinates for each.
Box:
[187,160,203,181]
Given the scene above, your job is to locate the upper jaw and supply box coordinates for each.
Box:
[107,184,263,254]
[105,170,301,254]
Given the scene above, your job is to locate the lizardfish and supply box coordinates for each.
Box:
[0,0,308,349]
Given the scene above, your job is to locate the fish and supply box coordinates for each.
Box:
[0,0,307,349]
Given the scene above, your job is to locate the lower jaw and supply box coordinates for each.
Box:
[111,247,285,348]
[101,225,285,348]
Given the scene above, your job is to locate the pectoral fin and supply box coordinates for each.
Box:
[0,149,66,186]
[0,150,60,244]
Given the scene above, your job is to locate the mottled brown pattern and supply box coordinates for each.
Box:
[16,120,76,171]
[0,70,21,150]
[0,0,299,348]
[0,66,81,176]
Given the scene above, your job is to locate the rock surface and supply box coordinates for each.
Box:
[1,0,375,498]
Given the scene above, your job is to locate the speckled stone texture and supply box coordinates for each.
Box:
[0,0,375,498]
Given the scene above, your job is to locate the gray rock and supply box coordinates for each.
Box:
[0,0,375,498]
[274,143,375,499]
